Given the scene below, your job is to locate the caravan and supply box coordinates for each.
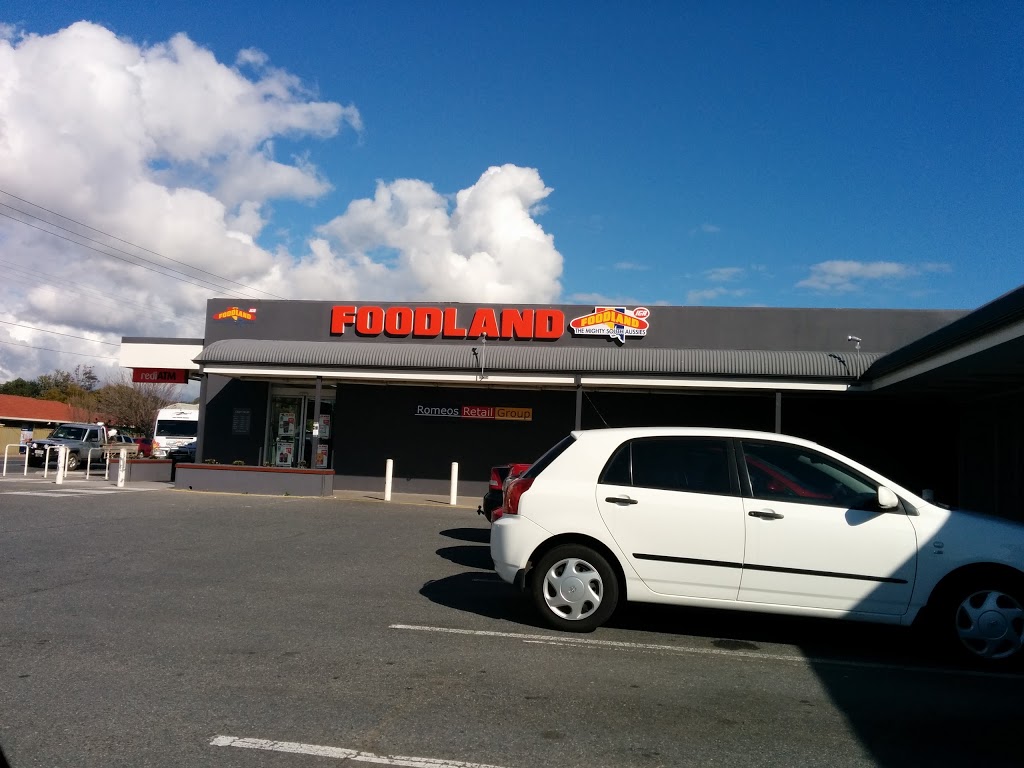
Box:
[152,404,199,458]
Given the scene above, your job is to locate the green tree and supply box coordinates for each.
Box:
[0,377,43,398]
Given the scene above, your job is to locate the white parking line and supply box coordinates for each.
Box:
[389,624,1022,679]
[210,735,510,767]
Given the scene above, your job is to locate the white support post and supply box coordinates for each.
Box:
[384,458,393,502]
[117,448,127,487]
[450,461,459,506]
[55,446,67,485]
[43,446,53,478]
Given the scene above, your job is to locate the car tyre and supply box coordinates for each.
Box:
[934,574,1024,667]
[65,452,80,471]
[531,544,619,633]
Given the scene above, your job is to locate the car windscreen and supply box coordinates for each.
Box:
[522,434,576,479]
[155,419,198,438]
[48,426,87,440]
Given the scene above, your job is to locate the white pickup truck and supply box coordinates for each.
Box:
[26,423,137,471]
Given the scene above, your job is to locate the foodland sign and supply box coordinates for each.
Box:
[330,304,650,344]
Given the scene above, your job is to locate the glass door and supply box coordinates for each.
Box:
[268,395,305,467]
[265,388,336,469]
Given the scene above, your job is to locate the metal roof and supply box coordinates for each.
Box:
[196,339,882,380]
[864,284,1024,380]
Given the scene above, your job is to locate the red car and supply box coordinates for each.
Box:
[479,462,531,523]
[133,437,155,458]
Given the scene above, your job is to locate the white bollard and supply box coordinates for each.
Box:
[55,446,66,485]
[117,448,127,488]
[384,458,393,502]
[450,461,459,506]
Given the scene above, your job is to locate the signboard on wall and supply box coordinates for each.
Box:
[414,405,533,422]
[132,368,188,383]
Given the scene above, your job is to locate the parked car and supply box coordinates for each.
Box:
[490,427,1024,665]
[27,423,113,470]
[167,440,196,462]
[133,437,155,457]
[479,462,530,522]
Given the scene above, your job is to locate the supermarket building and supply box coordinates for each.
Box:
[121,286,1024,519]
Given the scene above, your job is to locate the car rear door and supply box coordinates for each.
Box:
[736,439,917,616]
[595,437,745,600]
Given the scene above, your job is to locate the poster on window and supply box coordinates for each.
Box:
[275,440,294,467]
[318,414,331,439]
[279,412,295,437]
[20,428,32,447]
[315,443,329,469]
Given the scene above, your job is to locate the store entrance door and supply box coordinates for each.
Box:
[266,391,335,469]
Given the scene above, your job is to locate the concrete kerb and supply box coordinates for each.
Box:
[333,489,480,509]
[166,486,480,509]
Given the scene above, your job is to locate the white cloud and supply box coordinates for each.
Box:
[686,287,748,304]
[0,21,564,382]
[705,267,744,282]
[690,222,721,235]
[569,293,643,306]
[796,260,933,292]
[311,164,562,303]
[613,261,649,271]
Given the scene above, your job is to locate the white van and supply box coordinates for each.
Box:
[152,404,199,457]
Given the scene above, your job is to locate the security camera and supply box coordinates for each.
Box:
[847,335,862,342]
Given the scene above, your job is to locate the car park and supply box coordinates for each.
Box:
[490,427,1024,665]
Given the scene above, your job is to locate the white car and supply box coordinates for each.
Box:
[490,428,1024,665]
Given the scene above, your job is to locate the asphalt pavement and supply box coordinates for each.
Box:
[1,474,1021,767]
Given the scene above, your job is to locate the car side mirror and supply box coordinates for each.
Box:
[877,486,899,510]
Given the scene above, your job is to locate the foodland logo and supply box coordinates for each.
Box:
[569,306,651,344]
[415,405,533,422]
[213,306,257,322]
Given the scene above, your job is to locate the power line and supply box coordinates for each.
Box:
[0,188,288,299]
[0,319,120,345]
[0,339,119,361]
[0,259,184,323]
[0,209,257,300]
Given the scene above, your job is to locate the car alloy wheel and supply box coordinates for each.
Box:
[532,544,618,632]
[953,587,1024,662]
[65,452,80,471]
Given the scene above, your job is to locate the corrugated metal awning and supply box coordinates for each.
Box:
[196,339,881,380]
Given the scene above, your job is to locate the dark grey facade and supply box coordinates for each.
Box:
[189,299,980,501]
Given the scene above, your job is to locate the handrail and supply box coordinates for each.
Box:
[2,444,29,477]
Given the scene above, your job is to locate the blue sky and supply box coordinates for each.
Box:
[0,2,1022,379]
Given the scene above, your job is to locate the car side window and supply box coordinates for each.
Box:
[741,440,880,511]
[623,438,733,495]
[599,443,632,485]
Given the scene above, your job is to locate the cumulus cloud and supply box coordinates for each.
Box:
[570,292,644,306]
[796,260,948,292]
[705,267,744,282]
[690,222,721,235]
[308,165,562,303]
[0,21,563,381]
[686,287,748,304]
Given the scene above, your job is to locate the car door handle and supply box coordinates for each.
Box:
[748,509,784,520]
[605,496,639,505]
